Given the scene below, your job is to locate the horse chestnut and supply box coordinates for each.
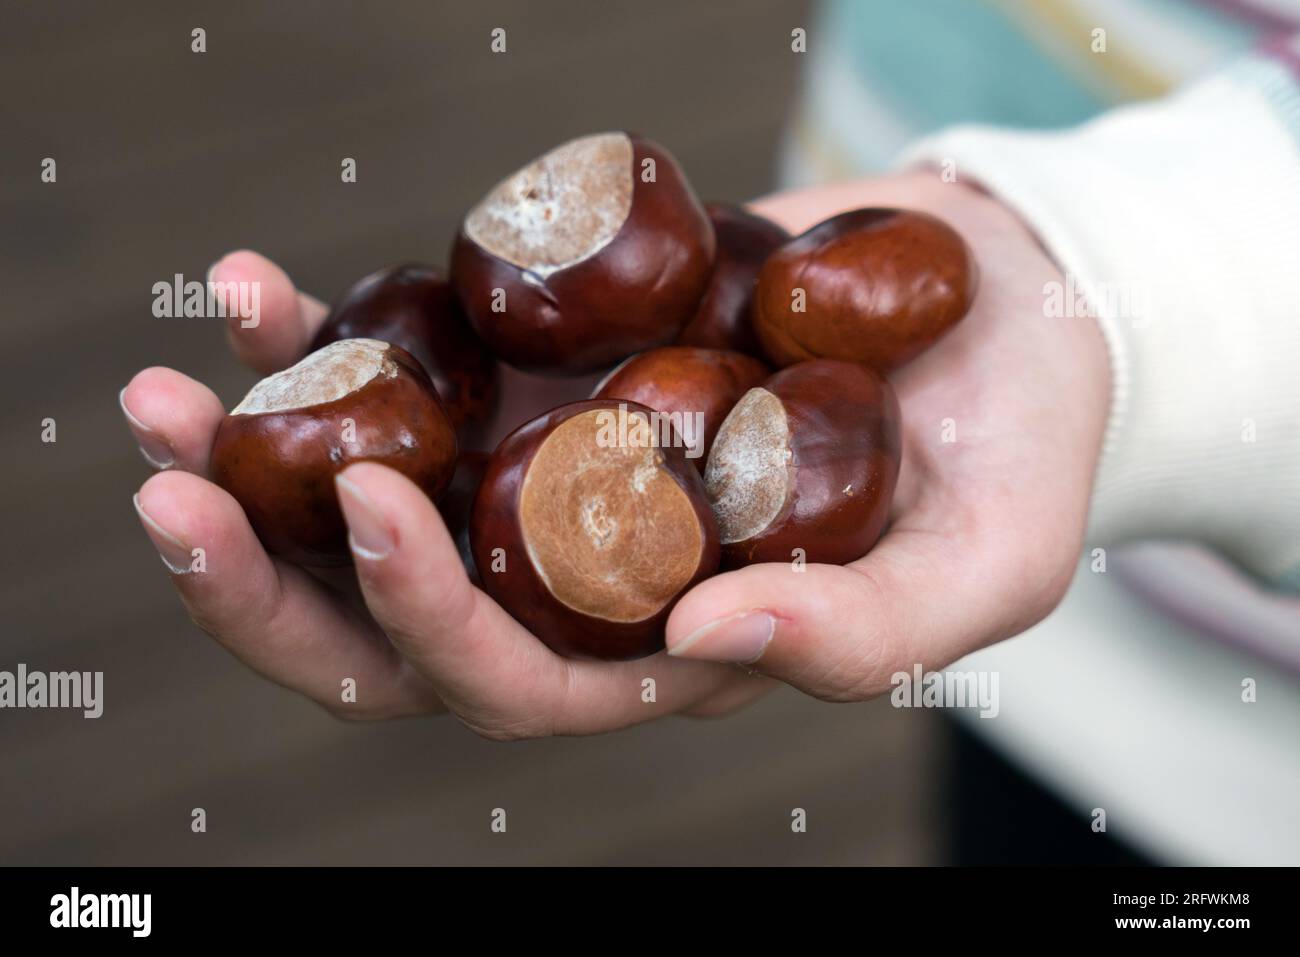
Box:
[471,399,719,660]
[439,451,489,584]
[450,132,715,375]
[676,202,788,355]
[592,346,769,471]
[211,339,458,566]
[310,264,499,445]
[704,359,901,567]
[754,208,977,372]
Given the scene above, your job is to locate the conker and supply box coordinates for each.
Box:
[704,359,901,567]
[309,264,499,446]
[211,339,458,566]
[450,132,715,375]
[592,346,770,472]
[754,208,977,372]
[471,399,720,660]
[676,202,788,355]
[439,451,489,584]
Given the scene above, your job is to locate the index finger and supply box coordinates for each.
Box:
[333,462,749,739]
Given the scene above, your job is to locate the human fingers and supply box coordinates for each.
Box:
[334,462,747,738]
[209,249,329,374]
[133,469,442,719]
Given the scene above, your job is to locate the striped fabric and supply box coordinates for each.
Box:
[782,0,1300,183]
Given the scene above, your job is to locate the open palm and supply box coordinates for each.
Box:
[124,171,1109,737]
[668,173,1110,698]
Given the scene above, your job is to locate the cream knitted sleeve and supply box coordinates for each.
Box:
[900,52,1300,590]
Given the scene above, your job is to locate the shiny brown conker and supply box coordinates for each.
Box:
[309,264,499,446]
[439,451,489,584]
[754,208,977,372]
[450,132,715,376]
[704,359,901,567]
[470,399,720,660]
[592,346,770,472]
[676,202,788,355]
[211,339,458,566]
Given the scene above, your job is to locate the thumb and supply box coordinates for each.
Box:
[664,535,988,701]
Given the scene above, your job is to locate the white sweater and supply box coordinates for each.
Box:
[901,52,1300,591]
[892,50,1300,864]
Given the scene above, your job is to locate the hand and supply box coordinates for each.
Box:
[124,252,766,738]
[123,171,1109,737]
[664,172,1111,699]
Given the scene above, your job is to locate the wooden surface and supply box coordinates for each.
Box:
[0,0,944,865]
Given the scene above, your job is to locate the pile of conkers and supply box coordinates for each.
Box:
[210,131,977,660]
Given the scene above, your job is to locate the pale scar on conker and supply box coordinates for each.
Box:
[703,359,901,568]
[470,399,719,660]
[705,387,794,545]
[310,264,499,447]
[233,337,395,414]
[177,131,957,662]
[463,133,634,278]
[519,409,704,622]
[592,345,770,471]
[211,338,458,567]
[451,131,715,375]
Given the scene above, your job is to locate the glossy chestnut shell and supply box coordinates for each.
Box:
[676,202,788,355]
[450,132,715,375]
[439,451,489,584]
[211,340,458,566]
[471,399,720,660]
[754,208,977,372]
[310,264,499,446]
[704,359,901,567]
[593,346,770,472]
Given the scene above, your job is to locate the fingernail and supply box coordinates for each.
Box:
[336,473,394,560]
[119,388,175,469]
[132,493,195,574]
[669,611,776,664]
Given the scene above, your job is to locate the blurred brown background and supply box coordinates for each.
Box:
[0,0,947,864]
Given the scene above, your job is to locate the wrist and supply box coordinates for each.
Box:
[896,71,1300,583]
